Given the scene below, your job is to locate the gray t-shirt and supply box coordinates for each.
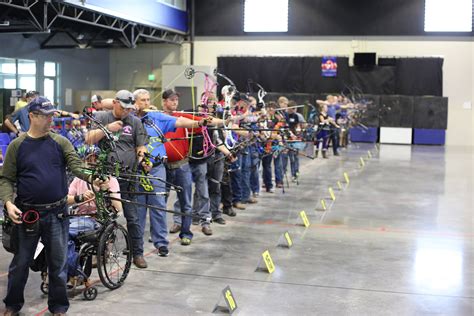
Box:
[92,111,147,170]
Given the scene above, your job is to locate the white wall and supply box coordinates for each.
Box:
[193,37,474,147]
[109,44,183,106]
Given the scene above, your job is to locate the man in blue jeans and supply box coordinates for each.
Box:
[0,97,103,315]
[134,89,204,255]
[86,90,150,269]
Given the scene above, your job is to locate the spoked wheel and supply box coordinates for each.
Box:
[83,286,98,301]
[97,223,132,289]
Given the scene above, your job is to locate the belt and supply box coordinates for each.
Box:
[18,196,67,211]
[165,158,189,169]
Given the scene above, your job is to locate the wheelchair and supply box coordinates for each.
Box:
[33,207,132,301]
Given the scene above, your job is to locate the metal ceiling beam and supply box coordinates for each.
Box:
[0,0,186,47]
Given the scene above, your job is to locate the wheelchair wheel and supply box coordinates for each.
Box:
[78,243,95,278]
[83,286,98,301]
[97,223,132,290]
[40,282,48,294]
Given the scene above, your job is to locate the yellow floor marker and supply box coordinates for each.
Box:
[367,150,372,158]
[213,286,238,314]
[299,210,310,227]
[344,172,350,184]
[256,250,276,274]
[320,199,327,210]
[360,157,365,167]
[277,231,293,248]
[329,187,336,201]
[337,181,343,190]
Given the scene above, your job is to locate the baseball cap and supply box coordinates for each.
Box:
[115,90,135,109]
[162,89,180,99]
[27,97,58,114]
[91,94,102,103]
[26,90,39,98]
[233,92,250,103]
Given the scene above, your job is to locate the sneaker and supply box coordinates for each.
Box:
[181,237,192,246]
[192,218,199,225]
[243,197,258,204]
[202,225,213,236]
[291,177,297,182]
[169,224,181,234]
[276,183,283,188]
[158,246,169,257]
[266,188,275,193]
[322,150,328,159]
[334,152,340,156]
[213,217,226,225]
[233,202,246,210]
[223,208,237,217]
[252,192,259,198]
[148,237,153,243]
[133,256,148,269]
[315,150,319,158]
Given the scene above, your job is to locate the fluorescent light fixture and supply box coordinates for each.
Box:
[425,0,473,32]
[244,0,289,32]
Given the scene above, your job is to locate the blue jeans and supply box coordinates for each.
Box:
[316,129,330,150]
[240,150,252,202]
[249,145,260,194]
[119,180,143,257]
[167,163,193,240]
[273,153,283,184]
[330,127,340,154]
[137,164,168,249]
[207,153,225,219]
[4,206,69,314]
[289,150,299,177]
[230,154,243,203]
[281,152,289,177]
[262,154,273,189]
[190,161,211,226]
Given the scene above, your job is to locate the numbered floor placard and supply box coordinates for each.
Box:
[256,250,276,274]
[213,286,238,314]
[320,199,327,211]
[277,231,293,248]
[299,210,310,227]
[344,172,350,184]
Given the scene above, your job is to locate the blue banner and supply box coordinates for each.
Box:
[321,57,338,77]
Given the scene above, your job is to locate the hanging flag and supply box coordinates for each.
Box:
[321,56,338,77]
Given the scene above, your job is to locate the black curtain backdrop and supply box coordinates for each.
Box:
[349,66,396,95]
[217,56,444,104]
[302,57,350,93]
[413,96,448,129]
[217,56,350,94]
[357,94,380,127]
[379,95,415,127]
[395,58,444,96]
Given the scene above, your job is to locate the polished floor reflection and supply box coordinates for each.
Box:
[0,143,472,315]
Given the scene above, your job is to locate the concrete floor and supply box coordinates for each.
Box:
[1,143,472,315]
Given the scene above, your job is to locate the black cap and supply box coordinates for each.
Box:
[162,89,180,99]
[26,90,39,98]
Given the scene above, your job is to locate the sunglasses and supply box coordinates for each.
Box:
[116,97,135,105]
